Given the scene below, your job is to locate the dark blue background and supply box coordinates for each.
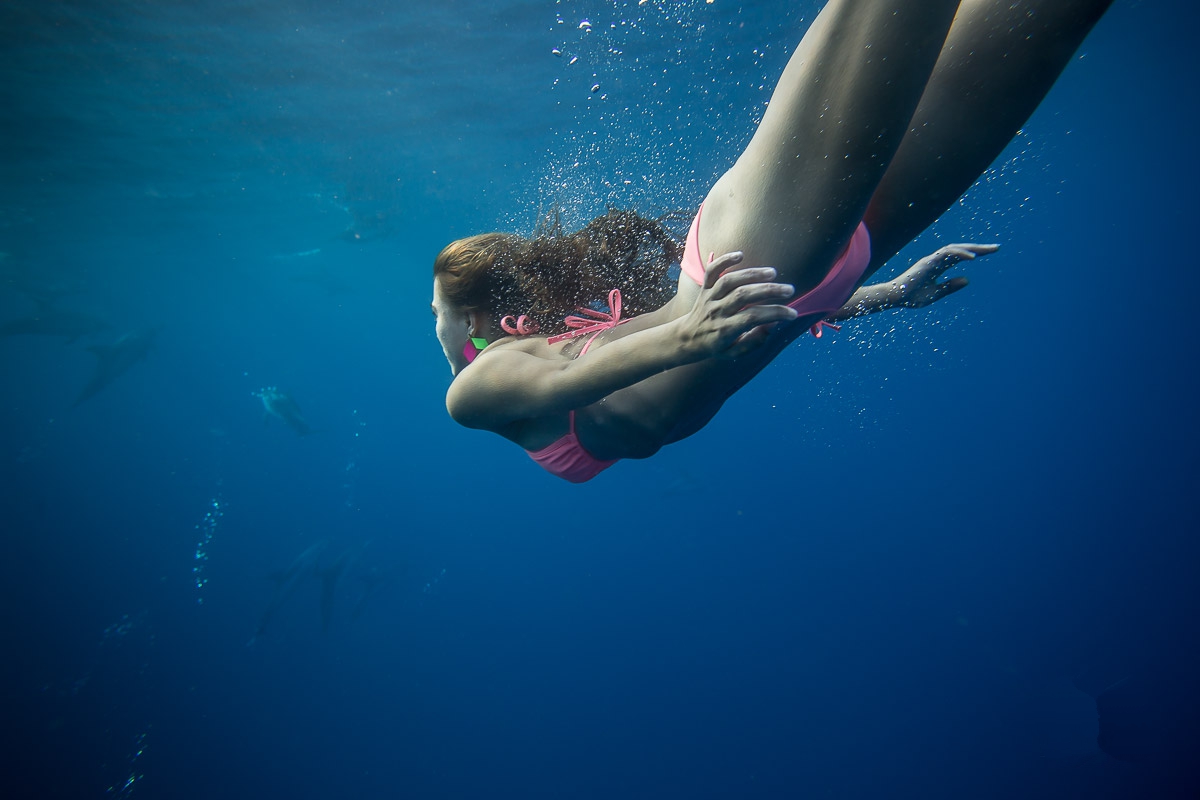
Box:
[2,1,1197,797]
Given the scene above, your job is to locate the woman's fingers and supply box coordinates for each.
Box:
[709,265,790,303]
[725,325,774,356]
[728,303,799,331]
[701,250,744,290]
[723,308,799,355]
[915,242,999,282]
[937,242,1000,266]
[720,280,795,308]
[933,276,969,300]
[943,243,999,257]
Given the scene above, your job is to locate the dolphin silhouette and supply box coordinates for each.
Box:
[318,540,372,632]
[253,386,313,435]
[0,304,111,343]
[289,265,352,297]
[350,562,405,622]
[1,263,86,307]
[73,328,158,406]
[249,539,329,645]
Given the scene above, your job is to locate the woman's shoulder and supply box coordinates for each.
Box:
[486,334,561,358]
[446,334,577,432]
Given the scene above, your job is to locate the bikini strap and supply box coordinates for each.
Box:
[546,288,628,355]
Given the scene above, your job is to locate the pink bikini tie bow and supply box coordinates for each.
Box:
[809,320,841,338]
[545,289,628,345]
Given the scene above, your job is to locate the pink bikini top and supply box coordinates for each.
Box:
[524,409,616,483]
[525,289,626,483]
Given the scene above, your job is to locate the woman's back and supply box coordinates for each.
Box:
[483,274,799,460]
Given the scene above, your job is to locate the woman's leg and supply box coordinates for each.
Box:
[862,0,1114,274]
[698,0,962,294]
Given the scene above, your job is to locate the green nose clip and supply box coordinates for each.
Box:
[463,336,489,364]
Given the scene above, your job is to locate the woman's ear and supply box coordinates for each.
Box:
[468,311,485,339]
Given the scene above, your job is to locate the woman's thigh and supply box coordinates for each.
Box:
[862,0,1114,274]
[696,0,960,293]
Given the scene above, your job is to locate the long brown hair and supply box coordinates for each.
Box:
[433,209,682,336]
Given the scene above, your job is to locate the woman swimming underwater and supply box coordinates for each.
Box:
[432,0,1112,482]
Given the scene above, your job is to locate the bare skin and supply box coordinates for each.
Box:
[438,0,1111,467]
[439,242,996,458]
[861,0,1115,273]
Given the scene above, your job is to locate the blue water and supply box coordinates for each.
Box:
[2,1,1198,797]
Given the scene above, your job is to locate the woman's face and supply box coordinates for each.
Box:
[432,278,471,376]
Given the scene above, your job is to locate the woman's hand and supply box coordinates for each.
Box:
[827,242,999,322]
[887,242,999,308]
[681,251,799,359]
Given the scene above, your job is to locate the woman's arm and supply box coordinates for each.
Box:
[447,253,798,430]
[829,243,998,322]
